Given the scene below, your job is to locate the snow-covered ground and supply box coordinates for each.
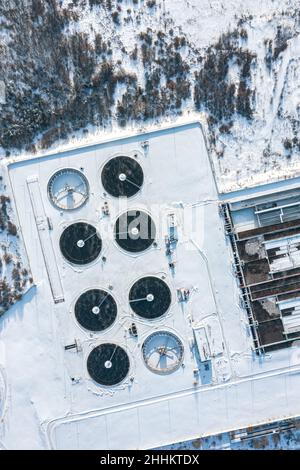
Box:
[2,0,300,193]
[55,0,300,193]
[158,417,300,450]
[1,0,300,450]
[0,122,300,449]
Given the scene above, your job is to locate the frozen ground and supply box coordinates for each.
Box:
[1,0,300,450]
[2,0,300,301]
[1,0,300,193]
[0,177,32,316]
[158,417,300,450]
[166,0,300,192]
[0,123,300,449]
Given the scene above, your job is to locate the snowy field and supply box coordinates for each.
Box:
[0,122,300,449]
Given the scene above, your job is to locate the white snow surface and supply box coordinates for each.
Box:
[2,0,300,450]
[1,122,300,449]
[47,0,300,193]
[3,0,300,193]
